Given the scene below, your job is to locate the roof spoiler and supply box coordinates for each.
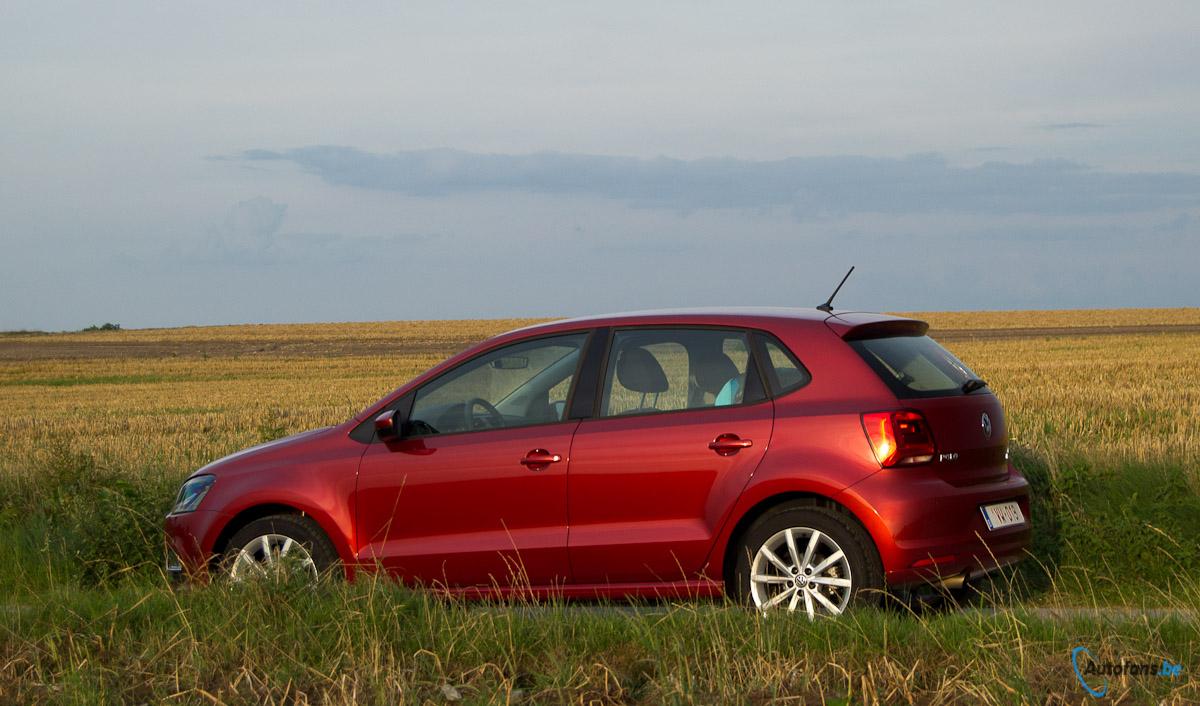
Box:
[825,313,930,340]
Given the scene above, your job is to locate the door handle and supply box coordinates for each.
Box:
[520,449,563,469]
[709,434,753,456]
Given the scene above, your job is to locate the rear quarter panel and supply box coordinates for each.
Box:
[702,322,897,578]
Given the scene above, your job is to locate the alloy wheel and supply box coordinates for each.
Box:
[749,526,853,619]
[229,533,318,583]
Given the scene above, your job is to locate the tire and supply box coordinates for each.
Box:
[731,501,883,618]
[221,514,341,583]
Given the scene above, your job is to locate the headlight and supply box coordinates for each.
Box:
[170,475,215,515]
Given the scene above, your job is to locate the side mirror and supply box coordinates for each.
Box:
[374,410,401,439]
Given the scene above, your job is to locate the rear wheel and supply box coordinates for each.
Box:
[732,502,883,618]
[221,514,340,584]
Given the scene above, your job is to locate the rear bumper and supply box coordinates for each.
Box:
[837,463,1032,587]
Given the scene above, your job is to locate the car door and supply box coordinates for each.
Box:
[566,327,774,585]
[355,331,591,589]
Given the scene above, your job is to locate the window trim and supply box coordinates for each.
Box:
[567,326,610,420]
[381,328,597,441]
[750,331,813,398]
[351,322,817,442]
[592,325,773,422]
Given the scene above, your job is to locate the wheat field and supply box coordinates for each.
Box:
[1,310,1196,478]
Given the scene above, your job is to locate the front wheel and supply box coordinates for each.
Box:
[732,502,883,619]
[221,514,340,584]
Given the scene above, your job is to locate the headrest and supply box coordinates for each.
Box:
[616,346,669,394]
[691,350,739,394]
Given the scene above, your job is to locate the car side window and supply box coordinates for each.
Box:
[755,333,812,395]
[600,329,763,417]
[409,333,589,435]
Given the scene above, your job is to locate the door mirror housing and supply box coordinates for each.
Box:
[374,410,402,439]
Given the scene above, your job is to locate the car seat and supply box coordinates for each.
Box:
[614,346,669,414]
[688,347,742,408]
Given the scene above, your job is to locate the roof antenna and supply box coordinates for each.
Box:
[816,266,855,313]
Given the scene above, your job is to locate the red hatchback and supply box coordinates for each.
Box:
[164,308,1031,617]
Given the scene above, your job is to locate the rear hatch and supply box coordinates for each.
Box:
[834,316,1010,486]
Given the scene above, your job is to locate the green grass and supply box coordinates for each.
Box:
[0,374,201,387]
[1,443,1197,703]
[0,550,1193,705]
[2,577,1197,704]
[0,372,313,387]
[1013,447,1200,602]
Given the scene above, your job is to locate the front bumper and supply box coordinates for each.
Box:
[837,463,1032,587]
[163,509,228,582]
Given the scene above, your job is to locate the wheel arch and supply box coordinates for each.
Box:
[209,502,354,576]
[211,504,298,559]
[714,489,883,591]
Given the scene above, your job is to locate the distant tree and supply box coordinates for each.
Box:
[82,323,122,332]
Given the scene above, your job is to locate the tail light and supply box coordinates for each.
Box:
[861,410,935,467]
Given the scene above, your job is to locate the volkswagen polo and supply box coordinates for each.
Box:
[164,307,1031,617]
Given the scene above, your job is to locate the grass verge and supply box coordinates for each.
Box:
[2,577,1197,704]
[0,443,1197,703]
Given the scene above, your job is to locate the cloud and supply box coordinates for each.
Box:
[174,196,437,268]
[239,146,1200,219]
[219,196,287,249]
[1039,122,1107,130]
[185,196,287,265]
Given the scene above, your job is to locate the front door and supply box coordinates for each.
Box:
[355,331,590,588]
[567,327,774,584]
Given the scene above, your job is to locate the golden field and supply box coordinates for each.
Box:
[0,309,1197,483]
[895,306,1200,330]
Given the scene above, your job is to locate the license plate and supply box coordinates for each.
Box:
[981,501,1025,530]
[165,547,182,573]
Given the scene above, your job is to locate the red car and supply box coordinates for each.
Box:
[164,308,1030,617]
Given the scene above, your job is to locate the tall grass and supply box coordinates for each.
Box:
[1,439,1197,702]
[2,567,1197,703]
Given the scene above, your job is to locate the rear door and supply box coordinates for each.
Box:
[566,327,774,584]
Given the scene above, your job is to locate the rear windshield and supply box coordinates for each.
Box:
[848,335,981,399]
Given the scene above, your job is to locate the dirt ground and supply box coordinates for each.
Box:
[0,336,468,360]
[2,323,1197,361]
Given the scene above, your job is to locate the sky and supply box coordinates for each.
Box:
[2,2,1199,330]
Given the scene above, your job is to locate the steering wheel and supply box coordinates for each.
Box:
[464,397,505,430]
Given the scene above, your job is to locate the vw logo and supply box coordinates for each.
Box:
[981,412,993,439]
